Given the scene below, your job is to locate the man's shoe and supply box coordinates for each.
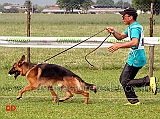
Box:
[124,102,140,106]
[150,77,157,95]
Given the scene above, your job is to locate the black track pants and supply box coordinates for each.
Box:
[120,63,150,104]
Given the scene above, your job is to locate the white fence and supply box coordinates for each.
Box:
[0,36,160,48]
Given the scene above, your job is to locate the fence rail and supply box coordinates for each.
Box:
[0,36,160,48]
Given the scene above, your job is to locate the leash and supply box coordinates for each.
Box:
[42,28,106,63]
[85,33,111,67]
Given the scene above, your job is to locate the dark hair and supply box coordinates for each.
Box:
[132,13,138,20]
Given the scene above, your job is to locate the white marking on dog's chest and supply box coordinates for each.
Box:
[25,70,30,77]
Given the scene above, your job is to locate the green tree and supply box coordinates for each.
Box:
[36,6,45,13]
[57,0,93,13]
[81,0,94,12]
[132,0,160,15]
[96,0,114,6]
[3,3,12,6]
[0,4,5,12]
[115,0,131,8]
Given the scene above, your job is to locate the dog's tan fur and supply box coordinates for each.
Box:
[8,55,97,104]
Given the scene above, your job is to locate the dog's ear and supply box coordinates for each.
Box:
[18,55,25,66]
[21,55,25,61]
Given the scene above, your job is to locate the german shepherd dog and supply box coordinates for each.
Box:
[8,55,97,104]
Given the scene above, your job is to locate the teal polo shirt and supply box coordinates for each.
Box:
[124,21,146,67]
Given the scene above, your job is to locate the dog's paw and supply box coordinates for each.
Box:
[58,99,65,102]
[16,96,22,100]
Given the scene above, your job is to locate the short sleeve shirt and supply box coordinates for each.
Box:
[124,21,146,67]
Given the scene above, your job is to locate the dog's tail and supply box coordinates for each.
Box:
[84,82,97,93]
[75,75,97,93]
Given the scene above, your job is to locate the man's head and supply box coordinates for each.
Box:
[119,7,138,25]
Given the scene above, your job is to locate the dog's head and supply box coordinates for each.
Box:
[8,55,26,79]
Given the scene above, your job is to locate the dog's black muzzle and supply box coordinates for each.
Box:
[8,69,20,79]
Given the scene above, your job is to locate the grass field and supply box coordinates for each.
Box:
[0,14,160,119]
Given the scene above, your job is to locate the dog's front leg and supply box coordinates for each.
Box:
[48,86,58,102]
[17,84,37,99]
[81,92,89,104]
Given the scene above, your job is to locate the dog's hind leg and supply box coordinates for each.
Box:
[48,86,58,102]
[17,84,38,99]
[74,91,89,104]
[59,91,74,102]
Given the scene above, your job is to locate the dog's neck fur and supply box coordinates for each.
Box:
[22,62,36,76]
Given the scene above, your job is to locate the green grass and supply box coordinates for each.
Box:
[0,14,160,37]
[0,14,160,119]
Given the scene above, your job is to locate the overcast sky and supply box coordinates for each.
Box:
[0,0,132,6]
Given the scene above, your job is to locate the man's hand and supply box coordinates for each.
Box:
[106,27,115,34]
[108,42,120,53]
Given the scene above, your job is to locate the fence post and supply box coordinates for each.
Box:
[27,0,31,62]
[149,3,154,77]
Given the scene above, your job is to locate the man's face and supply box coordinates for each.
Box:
[122,14,132,25]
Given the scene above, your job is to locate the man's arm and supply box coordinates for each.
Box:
[108,38,138,53]
[106,27,128,40]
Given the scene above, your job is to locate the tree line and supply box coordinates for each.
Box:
[0,2,45,13]
[0,0,130,13]
[0,0,159,15]
[132,0,160,15]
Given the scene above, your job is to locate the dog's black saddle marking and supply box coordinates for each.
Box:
[37,64,78,79]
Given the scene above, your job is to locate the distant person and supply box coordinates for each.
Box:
[106,7,157,105]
